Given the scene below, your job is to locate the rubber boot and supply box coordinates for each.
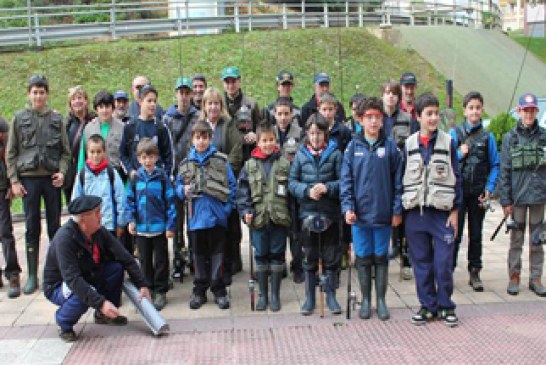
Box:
[356,256,372,319]
[269,264,283,312]
[375,256,390,321]
[300,271,316,316]
[325,270,341,315]
[24,245,39,295]
[255,265,269,311]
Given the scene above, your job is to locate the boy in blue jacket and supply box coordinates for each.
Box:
[449,92,500,291]
[72,134,126,238]
[402,93,462,327]
[126,138,176,311]
[341,97,403,321]
[177,120,236,310]
[237,124,291,312]
[289,113,343,316]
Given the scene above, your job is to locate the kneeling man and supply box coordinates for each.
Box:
[43,195,150,342]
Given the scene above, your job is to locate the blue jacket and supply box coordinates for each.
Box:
[449,120,500,194]
[72,164,126,231]
[176,145,236,231]
[341,133,403,226]
[288,140,342,220]
[329,120,352,153]
[125,166,176,234]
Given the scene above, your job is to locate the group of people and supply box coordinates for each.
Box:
[0,67,545,342]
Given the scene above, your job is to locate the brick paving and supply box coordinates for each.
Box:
[1,201,546,364]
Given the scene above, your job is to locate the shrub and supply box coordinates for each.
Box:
[487,112,517,150]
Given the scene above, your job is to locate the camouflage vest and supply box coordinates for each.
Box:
[245,156,291,229]
[178,152,231,203]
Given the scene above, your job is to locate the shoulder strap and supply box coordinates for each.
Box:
[78,167,86,194]
[106,165,117,229]
[455,125,466,147]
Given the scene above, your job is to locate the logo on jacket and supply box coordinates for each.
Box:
[377,147,385,158]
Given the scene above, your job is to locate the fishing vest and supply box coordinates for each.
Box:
[508,132,546,171]
[83,119,124,169]
[245,156,291,229]
[178,152,231,203]
[455,125,489,195]
[14,109,64,174]
[390,111,412,148]
[402,131,456,211]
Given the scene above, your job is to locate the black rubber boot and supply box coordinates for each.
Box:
[375,256,390,321]
[325,270,341,315]
[24,245,39,295]
[301,271,316,315]
[255,265,268,311]
[356,256,372,319]
[269,264,283,312]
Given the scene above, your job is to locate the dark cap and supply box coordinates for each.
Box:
[314,72,330,84]
[276,70,294,84]
[518,93,538,109]
[0,117,8,133]
[114,90,129,100]
[68,195,102,215]
[28,74,49,91]
[400,72,417,85]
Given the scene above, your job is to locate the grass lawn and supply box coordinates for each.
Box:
[1,27,464,214]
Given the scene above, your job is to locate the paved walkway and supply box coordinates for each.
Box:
[1,201,545,364]
[398,26,546,115]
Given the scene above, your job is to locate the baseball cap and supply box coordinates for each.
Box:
[314,72,330,84]
[221,66,241,80]
[276,70,294,84]
[114,90,129,100]
[175,77,192,90]
[400,72,417,85]
[518,93,538,109]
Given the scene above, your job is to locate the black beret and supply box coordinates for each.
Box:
[68,195,102,215]
[0,117,8,133]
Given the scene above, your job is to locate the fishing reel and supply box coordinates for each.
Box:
[478,193,495,213]
[505,217,519,233]
[349,291,359,311]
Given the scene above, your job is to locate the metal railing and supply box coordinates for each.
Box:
[0,1,502,48]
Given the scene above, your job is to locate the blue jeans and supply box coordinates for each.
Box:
[251,224,288,266]
[47,261,123,331]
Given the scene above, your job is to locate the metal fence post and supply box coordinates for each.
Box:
[345,2,349,27]
[358,3,363,27]
[248,0,252,32]
[176,6,183,36]
[235,5,240,33]
[110,6,117,40]
[301,0,305,29]
[283,3,288,30]
[324,3,328,28]
[27,0,32,47]
[34,13,41,47]
[185,0,189,31]
[410,5,415,26]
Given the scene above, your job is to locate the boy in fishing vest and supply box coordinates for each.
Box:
[341,97,403,321]
[402,92,462,327]
[273,96,304,283]
[125,138,176,311]
[499,93,546,297]
[237,124,291,311]
[72,134,126,238]
[449,92,500,291]
[177,121,236,310]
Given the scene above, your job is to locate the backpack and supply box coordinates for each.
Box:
[79,165,118,229]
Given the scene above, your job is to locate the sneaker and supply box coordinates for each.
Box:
[529,278,546,297]
[439,308,458,327]
[292,270,305,284]
[402,267,413,281]
[189,294,207,309]
[153,292,168,311]
[507,272,520,295]
[7,274,21,299]
[94,310,128,326]
[58,328,77,342]
[215,295,230,310]
[411,307,436,326]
